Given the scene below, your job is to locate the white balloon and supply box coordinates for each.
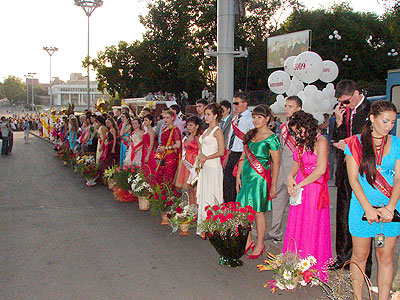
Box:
[270,102,285,115]
[268,71,291,94]
[293,51,324,84]
[284,56,297,77]
[297,91,306,101]
[319,99,332,113]
[312,113,325,125]
[314,90,323,104]
[320,60,339,83]
[276,94,285,104]
[287,78,304,96]
[326,83,335,91]
[304,85,318,98]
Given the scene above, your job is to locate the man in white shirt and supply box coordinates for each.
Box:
[223,92,254,203]
[170,104,185,134]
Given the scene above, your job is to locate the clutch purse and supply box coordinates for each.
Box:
[289,188,303,206]
[362,206,400,222]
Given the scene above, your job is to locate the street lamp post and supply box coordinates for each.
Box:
[74,0,103,110]
[29,72,36,109]
[43,47,58,109]
[24,74,33,106]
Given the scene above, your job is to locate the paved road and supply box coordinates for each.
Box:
[0,132,397,300]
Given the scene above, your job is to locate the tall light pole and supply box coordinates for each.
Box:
[43,46,58,109]
[29,72,37,109]
[74,0,103,110]
[24,74,33,106]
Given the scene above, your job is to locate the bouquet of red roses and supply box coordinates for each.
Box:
[200,202,256,238]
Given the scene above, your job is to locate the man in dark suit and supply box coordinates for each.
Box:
[330,80,372,276]
[196,98,209,131]
[219,100,232,148]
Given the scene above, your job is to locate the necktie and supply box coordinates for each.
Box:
[228,114,242,150]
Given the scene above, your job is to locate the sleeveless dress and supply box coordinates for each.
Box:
[344,134,400,237]
[99,132,120,181]
[236,134,281,212]
[124,131,143,167]
[196,126,223,235]
[141,132,157,176]
[175,136,199,188]
[282,143,332,282]
[120,124,131,166]
[68,129,77,150]
[96,126,105,164]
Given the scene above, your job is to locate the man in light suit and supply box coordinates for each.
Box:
[219,100,232,148]
[268,96,302,242]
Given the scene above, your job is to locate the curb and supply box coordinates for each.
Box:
[30,131,55,145]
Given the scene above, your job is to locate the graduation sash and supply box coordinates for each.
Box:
[280,123,297,154]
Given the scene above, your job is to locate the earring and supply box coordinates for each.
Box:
[371,123,374,130]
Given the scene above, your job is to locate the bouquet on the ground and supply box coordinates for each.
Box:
[113,165,140,191]
[169,203,197,225]
[200,202,256,238]
[129,171,153,197]
[148,182,182,215]
[76,153,98,179]
[56,143,74,162]
[103,165,118,184]
[257,251,318,292]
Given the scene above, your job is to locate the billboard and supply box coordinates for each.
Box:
[267,30,311,69]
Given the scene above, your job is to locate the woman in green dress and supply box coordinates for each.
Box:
[236,105,281,259]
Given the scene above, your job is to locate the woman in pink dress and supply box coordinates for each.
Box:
[175,116,201,205]
[283,111,332,282]
[141,114,157,177]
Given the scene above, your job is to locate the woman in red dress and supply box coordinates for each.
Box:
[175,116,201,205]
[155,110,182,185]
[141,114,157,177]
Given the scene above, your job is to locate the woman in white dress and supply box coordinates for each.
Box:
[124,118,144,167]
[197,103,225,236]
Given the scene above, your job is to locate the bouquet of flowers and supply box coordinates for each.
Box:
[103,165,118,185]
[200,202,256,238]
[113,165,140,191]
[169,204,197,225]
[76,153,98,179]
[257,250,318,292]
[56,143,74,162]
[129,171,153,197]
[148,182,182,215]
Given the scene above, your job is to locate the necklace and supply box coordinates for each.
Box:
[372,134,388,171]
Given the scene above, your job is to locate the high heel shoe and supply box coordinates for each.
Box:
[247,245,265,259]
[244,241,255,255]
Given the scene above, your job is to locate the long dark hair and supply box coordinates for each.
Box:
[360,100,396,186]
[288,110,318,151]
[122,112,132,128]
[204,103,223,123]
[243,105,274,145]
[186,115,202,136]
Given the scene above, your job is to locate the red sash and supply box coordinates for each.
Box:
[296,149,330,209]
[232,115,245,140]
[130,141,143,162]
[280,123,297,154]
[243,144,272,199]
[345,135,392,198]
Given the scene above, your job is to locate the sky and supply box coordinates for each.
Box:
[0,0,386,84]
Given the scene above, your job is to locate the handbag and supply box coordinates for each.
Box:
[362,206,400,222]
[189,158,201,188]
[289,188,303,206]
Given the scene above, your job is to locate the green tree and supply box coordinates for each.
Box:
[278,3,398,94]
[2,76,26,104]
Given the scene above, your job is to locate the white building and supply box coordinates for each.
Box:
[51,73,109,107]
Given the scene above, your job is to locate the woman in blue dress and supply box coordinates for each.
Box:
[345,100,400,300]
[68,117,79,150]
[119,112,132,165]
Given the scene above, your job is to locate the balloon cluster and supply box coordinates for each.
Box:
[268,51,339,124]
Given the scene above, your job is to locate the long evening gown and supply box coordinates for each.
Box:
[120,124,130,165]
[99,132,120,181]
[175,136,199,188]
[124,132,143,167]
[282,145,332,281]
[196,126,223,235]
[236,135,280,212]
[141,131,157,177]
[96,126,105,164]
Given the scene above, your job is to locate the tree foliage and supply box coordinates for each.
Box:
[278,3,399,94]
[2,76,26,104]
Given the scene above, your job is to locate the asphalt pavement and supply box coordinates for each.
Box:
[0,132,398,300]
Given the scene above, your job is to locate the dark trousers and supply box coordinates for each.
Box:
[223,151,242,203]
[1,137,8,155]
[336,162,373,276]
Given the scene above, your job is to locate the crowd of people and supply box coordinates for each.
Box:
[4,79,399,299]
